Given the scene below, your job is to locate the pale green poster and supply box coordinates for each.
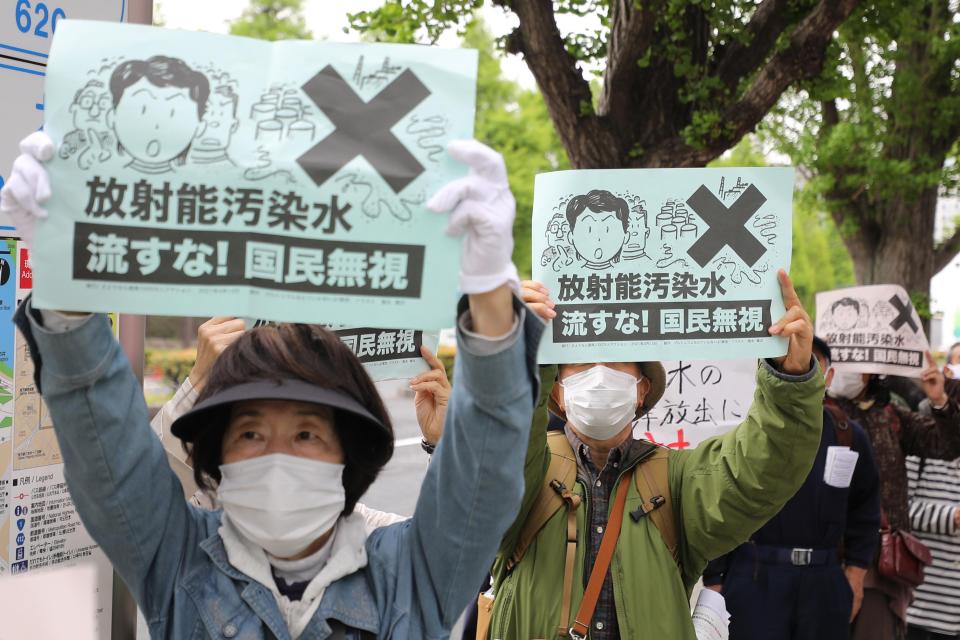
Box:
[32,21,478,329]
[533,168,794,363]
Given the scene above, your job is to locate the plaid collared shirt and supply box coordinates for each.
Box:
[565,426,633,640]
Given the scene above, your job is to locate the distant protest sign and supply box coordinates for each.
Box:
[533,168,794,364]
[248,319,439,381]
[636,359,757,449]
[816,284,931,378]
[32,21,478,329]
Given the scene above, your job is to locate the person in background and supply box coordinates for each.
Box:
[905,375,960,640]
[152,316,451,528]
[703,336,881,639]
[826,352,960,640]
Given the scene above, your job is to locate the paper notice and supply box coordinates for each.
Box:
[824,446,860,488]
[0,564,97,640]
[692,588,730,640]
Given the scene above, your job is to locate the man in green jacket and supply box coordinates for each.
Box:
[487,270,824,640]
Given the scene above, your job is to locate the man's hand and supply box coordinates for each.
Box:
[921,351,948,408]
[410,346,451,446]
[768,270,814,375]
[520,280,556,321]
[845,565,867,622]
[189,317,245,392]
[704,584,723,594]
[953,507,960,532]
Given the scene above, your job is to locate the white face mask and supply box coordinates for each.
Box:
[217,453,345,558]
[947,363,960,379]
[826,369,867,400]
[562,365,639,441]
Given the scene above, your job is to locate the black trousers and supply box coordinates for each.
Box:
[907,626,960,640]
[724,558,853,640]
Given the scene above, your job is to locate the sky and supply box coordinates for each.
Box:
[155,0,537,86]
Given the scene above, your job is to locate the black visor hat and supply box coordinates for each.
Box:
[170,379,394,465]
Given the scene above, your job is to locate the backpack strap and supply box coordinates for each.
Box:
[631,447,679,565]
[506,431,580,572]
[825,403,853,448]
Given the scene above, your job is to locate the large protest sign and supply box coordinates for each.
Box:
[248,319,439,382]
[635,359,757,449]
[32,21,478,329]
[533,168,794,363]
[816,284,931,378]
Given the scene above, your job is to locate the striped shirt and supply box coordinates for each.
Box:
[906,455,960,635]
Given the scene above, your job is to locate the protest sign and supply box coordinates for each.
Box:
[248,318,439,381]
[33,21,478,329]
[816,284,931,378]
[533,168,794,364]
[635,358,757,449]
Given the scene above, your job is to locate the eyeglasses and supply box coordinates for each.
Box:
[77,94,112,112]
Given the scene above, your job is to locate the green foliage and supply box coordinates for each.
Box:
[464,20,569,278]
[145,348,196,386]
[709,138,855,312]
[348,1,482,44]
[229,0,312,41]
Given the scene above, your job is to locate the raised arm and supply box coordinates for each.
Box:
[14,302,199,619]
[670,271,824,585]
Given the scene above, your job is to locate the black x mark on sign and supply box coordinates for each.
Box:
[297,65,431,193]
[889,295,919,333]
[686,184,768,268]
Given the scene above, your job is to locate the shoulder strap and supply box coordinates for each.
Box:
[825,404,853,448]
[569,469,634,639]
[632,447,679,566]
[507,431,580,572]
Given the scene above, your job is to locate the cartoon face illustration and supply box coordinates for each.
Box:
[196,86,239,152]
[69,80,112,131]
[565,190,630,269]
[622,208,651,261]
[189,84,239,166]
[546,213,570,246]
[107,56,210,173]
[830,297,864,331]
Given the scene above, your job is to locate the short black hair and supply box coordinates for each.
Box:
[185,323,394,516]
[831,297,860,315]
[565,190,630,233]
[110,56,210,119]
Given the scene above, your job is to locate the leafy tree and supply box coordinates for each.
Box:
[765,0,960,308]
[229,0,312,41]
[350,0,861,170]
[465,21,569,277]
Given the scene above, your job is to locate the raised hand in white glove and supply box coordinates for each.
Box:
[426,139,520,295]
[0,131,55,247]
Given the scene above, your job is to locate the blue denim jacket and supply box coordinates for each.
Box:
[16,295,543,639]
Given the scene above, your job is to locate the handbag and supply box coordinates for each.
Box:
[877,511,932,588]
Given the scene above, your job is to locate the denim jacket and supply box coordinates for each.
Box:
[15,295,543,639]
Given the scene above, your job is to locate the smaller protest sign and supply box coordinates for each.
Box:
[634,359,757,449]
[816,284,930,378]
[247,319,438,381]
[533,167,794,364]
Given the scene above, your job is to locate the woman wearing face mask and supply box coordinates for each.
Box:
[478,276,826,640]
[1,134,541,639]
[825,357,960,640]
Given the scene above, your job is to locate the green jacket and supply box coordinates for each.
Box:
[488,360,825,639]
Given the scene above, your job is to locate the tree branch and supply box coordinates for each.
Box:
[934,227,960,274]
[494,0,618,167]
[640,0,860,167]
[598,0,656,123]
[714,0,794,93]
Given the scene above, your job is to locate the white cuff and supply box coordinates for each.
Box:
[459,263,520,295]
[39,309,93,333]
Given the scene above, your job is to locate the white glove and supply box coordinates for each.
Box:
[427,139,520,294]
[0,131,55,248]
